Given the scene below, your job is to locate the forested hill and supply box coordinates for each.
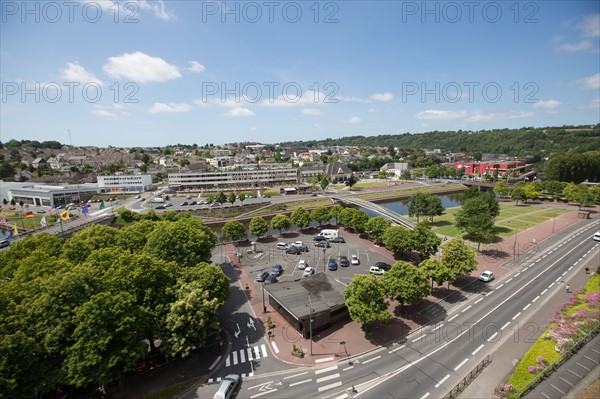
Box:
[282,125,600,157]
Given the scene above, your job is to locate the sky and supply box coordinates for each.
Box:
[1,0,599,147]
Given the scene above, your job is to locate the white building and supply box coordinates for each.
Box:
[381,162,411,177]
[168,167,298,190]
[97,174,153,192]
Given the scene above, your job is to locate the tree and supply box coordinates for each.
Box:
[118,220,157,253]
[425,194,445,222]
[310,206,330,226]
[290,207,311,230]
[365,216,391,244]
[65,291,146,388]
[544,180,565,201]
[381,261,429,309]
[345,174,358,188]
[328,205,343,225]
[400,170,412,181]
[440,238,477,286]
[351,210,370,234]
[238,192,246,204]
[494,180,510,198]
[510,187,526,205]
[227,192,237,205]
[455,197,496,251]
[344,275,391,328]
[249,216,269,239]
[61,224,121,264]
[523,183,540,202]
[411,222,442,261]
[339,207,357,227]
[270,214,291,234]
[221,220,247,242]
[419,259,451,293]
[319,174,331,190]
[144,218,217,267]
[383,225,413,257]
[407,192,430,223]
[216,191,227,206]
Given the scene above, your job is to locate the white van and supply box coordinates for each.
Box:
[152,197,165,203]
[317,229,339,240]
[214,374,240,399]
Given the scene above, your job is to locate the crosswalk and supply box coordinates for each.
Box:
[225,344,268,367]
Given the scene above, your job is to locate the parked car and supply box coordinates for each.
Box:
[339,255,350,267]
[0,239,10,249]
[351,255,360,265]
[264,275,278,284]
[330,236,346,243]
[255,270,269,282]
[374,261,392,271]
[593,231,600,242]
[303,267,315,278]
[189,201,198,205]
[271,264,283,277]
[369,266,385,275]
[181,201,189,206]
[479,271,494,282]
[296,245,309,252]
[286,246,301,255]
[313,235,328,242]
[297,260,308,270]
[276,242,288,250]
[155,205,166,210]
[315,240,330,248]
[164,202,173,207]
[292,241,304,247]
[328,258,337,271]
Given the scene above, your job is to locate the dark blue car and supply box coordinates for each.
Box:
[271,264,283,277]
[328,258,337,271]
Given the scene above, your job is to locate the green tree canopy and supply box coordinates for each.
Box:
[291,207,311,229]
[455,196,497,251]
[339,207,357,227]
[344,275,391,328]
[270,214,292,234]
[365,216,392,244]
[411,222,442,261]
[310,206,330,226]
[221,220,247,242]
[419,259,451,293]
[351,210,370,234]
[249,216,269,238]
[383,225,414,256]
[440,238,478,284]
[381,261,429,308]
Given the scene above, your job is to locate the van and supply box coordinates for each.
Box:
[317,229,339,240]
[214,374,240,399]
[152,197,165,203]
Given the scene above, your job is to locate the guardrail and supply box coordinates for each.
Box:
[443,355,491,399]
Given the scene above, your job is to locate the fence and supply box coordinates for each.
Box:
[443,355,491,399]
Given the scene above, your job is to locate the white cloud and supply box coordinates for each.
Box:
[556,40,594,52]
[149,102,191,113]
[368,108,379,113]
[338,96,371,103]
[187,61,206,73]
[576,73,600,90]
[103,51,181,83]
[415,110,468,120]
[225,107,254,117]
[370,92,394,102]
[61,62,103,85]
[136,0,174,21]
[533,99,561,110]
[343,116,361,124]
[90,0,174,20]
[93,109,117,119]
[301,108,322,116]
[577,14,600,38]
[251,127,257,131]
[192,99,209,107]
[415,109,533,122]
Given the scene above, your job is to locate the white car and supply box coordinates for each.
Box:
[351,255,360,265]
[298,259,308,269]
[479,271,494,282]
[593,231,600,242]
[369,266,385,275]
[303,267,315,277]
[275,242,288,250]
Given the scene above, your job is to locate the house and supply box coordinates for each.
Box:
[31,158,47,169]
[381,162,411,177]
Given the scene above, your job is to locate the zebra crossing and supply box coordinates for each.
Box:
[225,344,268,367]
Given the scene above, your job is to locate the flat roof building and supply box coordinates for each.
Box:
[8,183,101,207]
[97,174,152,192]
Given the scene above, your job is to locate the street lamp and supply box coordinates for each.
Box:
[307,292,313,355]
[262,281,267,313]
[323,247,327,273]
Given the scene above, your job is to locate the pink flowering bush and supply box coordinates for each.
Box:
[547,292,600,354]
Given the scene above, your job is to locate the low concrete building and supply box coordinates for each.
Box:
[97,174,152,193]
[263,273,348,338]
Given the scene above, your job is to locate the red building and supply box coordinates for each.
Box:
[454,161,526,175]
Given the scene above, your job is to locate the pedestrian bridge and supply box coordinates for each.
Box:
[329,195,417,230]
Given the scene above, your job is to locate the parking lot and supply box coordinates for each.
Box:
[237,228,395,287]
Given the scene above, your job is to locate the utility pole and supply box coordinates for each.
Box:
[307,292,313,355]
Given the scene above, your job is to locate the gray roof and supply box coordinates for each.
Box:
[264,273,346,320]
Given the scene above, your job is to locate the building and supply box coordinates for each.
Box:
[263,273,348,338]
[454,161,526,175]
[381,162,411,177]
[8,183,100,207]
[168,166,298,191]
[97,174,152,193]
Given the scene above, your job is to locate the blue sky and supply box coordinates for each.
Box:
[1,1,599,147]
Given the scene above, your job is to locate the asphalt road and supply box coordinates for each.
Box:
[191,219,599,399]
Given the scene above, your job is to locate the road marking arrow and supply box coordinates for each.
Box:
[247,318,256,331]
[234,323,241,339]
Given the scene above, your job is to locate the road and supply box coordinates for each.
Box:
[194,219,599,399]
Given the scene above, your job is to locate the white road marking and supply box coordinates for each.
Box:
[209,356,221,370]
[514,272,521,277]
[289,379,312,387]
[250,389,277,398]
[316,373,340,384]
[448,314,458,321]
[284,371,308,379]
[225,355,231,367]
[318,381,342,392]
[389,344,406,353]
[343,365,354,371]
[512,312,522,320]
[431,324,443,332]
[315,365,338,375]
[541,289,548,295]
[487,332,498,342]
[474,298,483,304]
[362,355,381,364]
[496,284,504,289]
[506,278,513,283]
[501,322,511,330]
[454,358,469,371]
[271,342,279,354]
[549,282,556,288]
[532,295,540,303]
[247,348,254,361]
[240,349,245,363]
[434,374,450,388]
[462,305,472,313]
[523,303,531,311]
[420,392,430,399]
[471,344,485,356]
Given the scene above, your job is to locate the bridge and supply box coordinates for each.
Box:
[329,195,417,230]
